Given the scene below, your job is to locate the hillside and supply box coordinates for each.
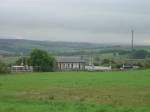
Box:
[0,39,107,55]
[0,39,150,57]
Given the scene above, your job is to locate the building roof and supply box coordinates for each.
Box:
[11,65,25,68]
[56,56,85,63]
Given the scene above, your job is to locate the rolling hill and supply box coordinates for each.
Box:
[0,39,107,55]
[0,39,150,57]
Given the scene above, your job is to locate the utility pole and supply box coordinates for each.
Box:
[90,49,94,66]
[20,52,24,66]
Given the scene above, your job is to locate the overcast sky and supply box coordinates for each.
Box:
[0,0,150,45]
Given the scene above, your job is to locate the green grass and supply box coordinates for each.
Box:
[0,70,150,112]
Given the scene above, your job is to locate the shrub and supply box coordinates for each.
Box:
[0,61,10,74]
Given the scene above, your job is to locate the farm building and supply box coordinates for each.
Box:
[56,57,85,70]
[11,65,33,72]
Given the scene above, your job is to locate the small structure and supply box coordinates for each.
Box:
[120,64,132,70]
[120,64,140,70]
[85,65,112,71]
[56,56,85,71]
[11,65,33,72]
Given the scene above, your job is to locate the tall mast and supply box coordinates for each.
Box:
[131,30,134,50]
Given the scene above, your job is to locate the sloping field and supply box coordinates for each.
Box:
[0,70,150,112]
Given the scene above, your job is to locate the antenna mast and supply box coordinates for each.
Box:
[131,30,134,50]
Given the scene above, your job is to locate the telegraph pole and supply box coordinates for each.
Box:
[20,52,24,66]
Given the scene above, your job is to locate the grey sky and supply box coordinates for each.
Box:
[0,0,150,45]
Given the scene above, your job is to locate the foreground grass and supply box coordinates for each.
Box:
[1,99,150,112]
[0,70,150,112]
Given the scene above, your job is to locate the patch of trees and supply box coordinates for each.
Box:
[15,49,56,72]
[130,50,150,59]
[30,49,55,72]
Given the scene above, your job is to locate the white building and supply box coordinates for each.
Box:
[56,57,85,71]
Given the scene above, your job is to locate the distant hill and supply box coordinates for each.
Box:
[0,39,109,56]
[1,39,150,57]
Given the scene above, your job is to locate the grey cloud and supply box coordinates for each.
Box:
[0,0,150,45]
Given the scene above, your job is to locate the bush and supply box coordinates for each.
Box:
[0,61,10,74]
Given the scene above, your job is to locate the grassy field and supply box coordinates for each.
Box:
[0,70,150,112]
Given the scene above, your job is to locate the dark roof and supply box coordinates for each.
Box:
[56,57,85,63]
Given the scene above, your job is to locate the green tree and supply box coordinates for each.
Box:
[93,57,101,66]
[101,59,115,65]
[30,49,55,72]
[131,50,148,59]
[0,61,10,74]
[15,57,31,65]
